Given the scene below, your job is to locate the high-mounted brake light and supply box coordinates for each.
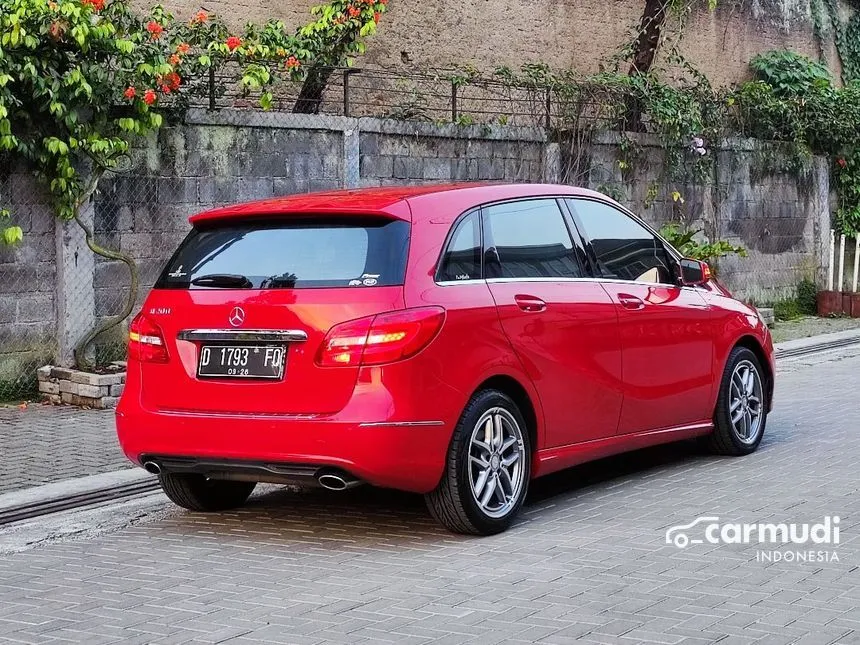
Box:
[128,312,169,363]
[316,307,446,367]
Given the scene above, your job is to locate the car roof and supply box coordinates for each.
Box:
[189,183,615,225]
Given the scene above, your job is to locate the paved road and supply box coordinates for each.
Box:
[0,348,859,644]
[0,405,127,494]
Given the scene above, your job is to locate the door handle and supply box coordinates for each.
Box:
[617,293,645,310]
[514,294,547,313]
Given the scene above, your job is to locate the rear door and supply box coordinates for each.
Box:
[566,198,715,434]
[138,215,410,415]
[481,198,624,447]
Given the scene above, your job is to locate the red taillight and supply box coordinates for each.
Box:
[128,312,169,363]
[316,307,446,367]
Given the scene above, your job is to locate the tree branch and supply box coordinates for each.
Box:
[71,169,140,371]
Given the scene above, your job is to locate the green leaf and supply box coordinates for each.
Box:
[115,39,135,54]
[2,226,23,245]
[260,91,273,110]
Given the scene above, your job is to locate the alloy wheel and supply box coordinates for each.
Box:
[468,407,526,519]
[729,359,764,445]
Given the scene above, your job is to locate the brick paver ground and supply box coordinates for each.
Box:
[0,405,128,494]
[0,348,858,644]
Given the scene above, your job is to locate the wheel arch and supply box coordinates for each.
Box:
[732,335,774,411]
[472,374,541,452]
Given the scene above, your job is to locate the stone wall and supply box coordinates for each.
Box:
[584,132,830,303]
[130,0,843,88]
[0,111,831,393]
[0,172,57,390]
[85,113,548,339]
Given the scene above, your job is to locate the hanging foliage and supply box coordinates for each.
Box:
[0,0,388,366]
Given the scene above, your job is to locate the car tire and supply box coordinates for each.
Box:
[425,389,531,535]
[708,346,768,456]
[158,473,256,512]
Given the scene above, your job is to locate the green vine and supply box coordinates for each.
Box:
[820,0,860,83]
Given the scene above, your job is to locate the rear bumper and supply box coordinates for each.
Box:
[115,406,452,494]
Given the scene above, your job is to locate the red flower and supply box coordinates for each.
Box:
[285,55,300,70]
[225,36,241,51]
[146,21,163,39]
[143,89,157,105]
[168,54,181,66]
[123,86,136,100]
[82,0,104,11]
[347,5,360,17]
[837,157,847,169]
[374,11,380,22]
[192,10,208,23]
[176,42,190,54]
[165,71,181,90]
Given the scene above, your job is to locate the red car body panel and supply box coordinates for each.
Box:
[600,281,715,435]
[486,280,624,446]
[116,183,774,494]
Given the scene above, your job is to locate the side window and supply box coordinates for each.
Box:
[437,212,481,282]
[482,199,582,279]
[568,199,673,284]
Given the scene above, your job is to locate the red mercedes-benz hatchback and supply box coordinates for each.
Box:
[116,183,774,535]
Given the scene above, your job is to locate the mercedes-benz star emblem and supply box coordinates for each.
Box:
[228,306,245,327]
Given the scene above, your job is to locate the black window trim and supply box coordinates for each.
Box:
[433,194,690,288]
[478,196,587,281]
[434,207,485,285]
[563,196,685,287]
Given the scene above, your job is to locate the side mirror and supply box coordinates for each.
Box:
[679,258,711,286]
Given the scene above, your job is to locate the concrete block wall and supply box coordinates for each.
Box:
[0,171,58,388]
[584,132,830,303]
[0,111,832,386]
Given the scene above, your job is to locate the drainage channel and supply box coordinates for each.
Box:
[0,478,161,527]
[774,336,860,359]
[3,335,860,528]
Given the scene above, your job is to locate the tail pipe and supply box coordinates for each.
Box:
[316,468,362,491]
[143,460,162,475]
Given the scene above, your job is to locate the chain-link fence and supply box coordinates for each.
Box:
[0,67,830,401]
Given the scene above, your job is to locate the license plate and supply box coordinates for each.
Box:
[197,345,286,380]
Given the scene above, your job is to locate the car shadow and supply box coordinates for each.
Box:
[526,438,707,505]
[183,438,718,544]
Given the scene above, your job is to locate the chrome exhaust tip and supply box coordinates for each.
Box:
[316,470,362,491]
[143,460,162,475]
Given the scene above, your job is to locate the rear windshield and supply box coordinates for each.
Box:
[155,217,410,289]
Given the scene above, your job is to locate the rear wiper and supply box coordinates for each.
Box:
[190,273,253,288]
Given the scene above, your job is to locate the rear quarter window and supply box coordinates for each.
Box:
[155,217,410,289]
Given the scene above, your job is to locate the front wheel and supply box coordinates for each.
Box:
[425,390,531,535]
[708,346,768,456]
[158,473,256,512]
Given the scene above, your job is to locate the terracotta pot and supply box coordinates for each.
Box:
[843,292,854,317]
[817,290,842,316]
[850,293,860,318]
